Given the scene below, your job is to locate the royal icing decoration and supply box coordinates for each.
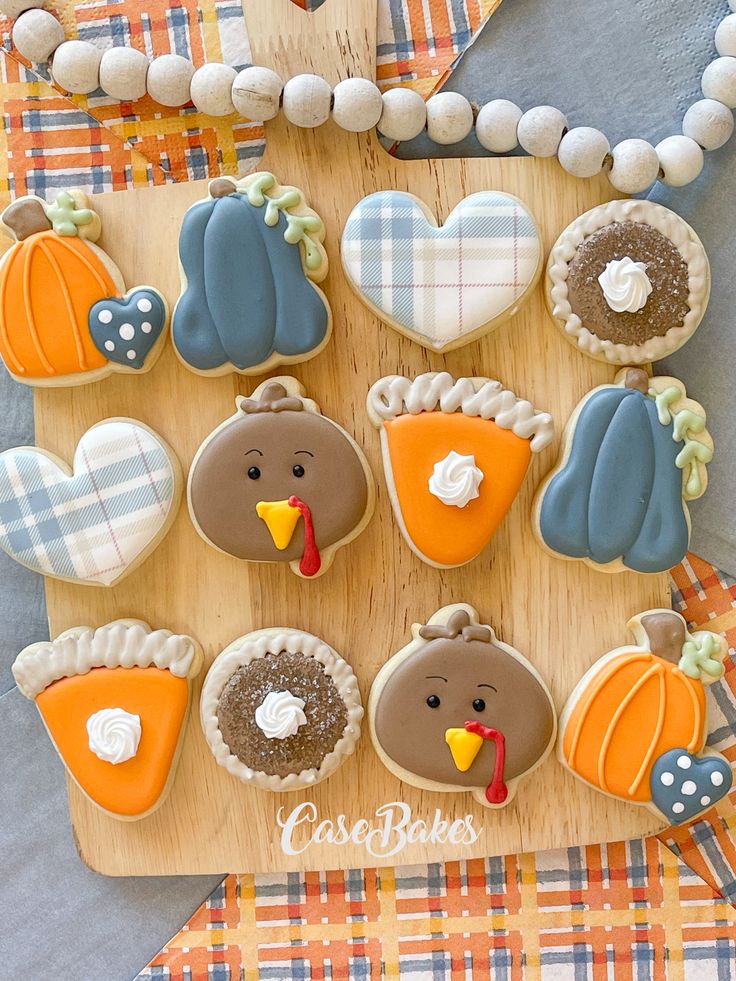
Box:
[254,690,307,740]
[0,191,167,386]
[87,708,141,764]
[188,377,375,579]
[598,257,652,313]
[0,419,182,587]
[368,605,557,808]
[341,190,542,352]
[12,621,203,820]
[367,372,554,569]
[559,609,731,825]
[172,173,331,376]
[533,368,713,575]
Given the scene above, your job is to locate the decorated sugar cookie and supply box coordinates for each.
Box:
[547,199,710,364]
[12,620,203,820]
[559,609,732,825]
[366,372,554,569]
[172,173,331,376]
[341,190,542,352]
[533,368,713,575]
[200,628,363,790]
[188,377,375,578]
[0,419,182,586]
[369,605,556,808]
[0,191,167,386]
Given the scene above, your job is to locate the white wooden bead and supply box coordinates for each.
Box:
[99,47,148,102]
[331,77,382,132]
[426,92,473,145]
[282,73,332,128]
[682,98,735,150]
[146,54,195,108]
[1,0,46,20]
[378,88,426,141]
[557,127,610,178]
[231,66,282,121]
[607,138,660,193]
[702,56,736,109]
[475,99,522,152]
[12,8,63,63]
[517,105,567,157]
[715,14,736,56]
[655,135,704,186]
[51,40,101,95]
[190,63,236,117]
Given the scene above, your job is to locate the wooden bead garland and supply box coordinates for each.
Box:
[231,66,283,121]
[146,54,195,108]
[425,92,473,145]
[557,127,610,178]
[99,47,149,102]
[190,63,237,117]
[655,135,704,187]
[51,40,102,95]
[683,98,735,150]
[608,139,661,194]
[475,100,522,153]
[702,56,736,108]
[377,88,426,142]
[332,78,382,133]
[282,73,332,128]
[12,8,64,63]
[0,0,45,18]
[517,105,567,158]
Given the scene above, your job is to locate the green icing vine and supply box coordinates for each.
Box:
[240,172,324,272]
[648,385,712,498]
[679,631,725,681]
[45,191,93,237]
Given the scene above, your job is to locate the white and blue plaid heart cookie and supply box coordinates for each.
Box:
[341,190,542,352]
[0,419,182,586]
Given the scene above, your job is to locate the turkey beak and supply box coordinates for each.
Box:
[445,727,484,772]
[256,499,300,550]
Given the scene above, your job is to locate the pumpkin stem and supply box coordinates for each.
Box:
[1,198,52,241]
[640,611,686,665]
[624,368,650,394]
[209,177,238,199]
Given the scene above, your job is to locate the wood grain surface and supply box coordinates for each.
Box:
[33,0,671,874]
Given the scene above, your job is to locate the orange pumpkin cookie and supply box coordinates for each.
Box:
[0,191,167,387]
[366,372,555,568]
[559,609,732,825]
[12,620,202,820]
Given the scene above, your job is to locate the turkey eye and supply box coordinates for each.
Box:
[292,464,305,478]
[426,694,441,708]
[247,466,261,480]
[472,698,486,712]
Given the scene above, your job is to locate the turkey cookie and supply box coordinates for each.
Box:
[12,620,203,820]
[200,628,363,790]
[367,372,554,569]
[533,368,713,575]
[369,605,556,808]
[547,199,710,364]
[0,190,167,386]
[342,190,542,352]
[172,173,331,376]
[559,609,732,825]
[188,377,375,578]
[0,418,182,586]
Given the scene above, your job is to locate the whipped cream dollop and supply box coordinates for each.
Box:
[86,707,141,764]
[597,256,653,313]
[254,689,307,740]
[428,450,484,508]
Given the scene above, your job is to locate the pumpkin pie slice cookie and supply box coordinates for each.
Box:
[12,620,202,820]
[367,371,555,568]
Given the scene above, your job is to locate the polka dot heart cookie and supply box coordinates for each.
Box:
[90,290,167,369]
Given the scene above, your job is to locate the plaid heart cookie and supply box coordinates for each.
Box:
[341,190,542,352]
[0,419,182,586]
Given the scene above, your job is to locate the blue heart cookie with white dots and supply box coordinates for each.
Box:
[89,288,167,369]
[650,749,732,824]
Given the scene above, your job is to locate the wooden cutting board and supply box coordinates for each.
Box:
[34,0,670,874]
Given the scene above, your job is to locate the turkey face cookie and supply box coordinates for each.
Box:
[342,190,542,352]
[547,199,710,365]
[0,191,167,386]
[12,620,203,820]
[200,628,363,790]
[559,609,731,825]
[188,377,375,578]
[0,419,182,586]
[369,605,556,808]
[533,368,713,575]
[367,372,554,569]
[172,173,331,376]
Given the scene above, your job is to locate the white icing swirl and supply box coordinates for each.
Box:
[428,451,484,508]
[254,689,307,740]
[86,707,141,764]
[598,257,653,313]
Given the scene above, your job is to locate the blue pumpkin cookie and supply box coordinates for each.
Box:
[172,173,332,377]
[532,367,713,575]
